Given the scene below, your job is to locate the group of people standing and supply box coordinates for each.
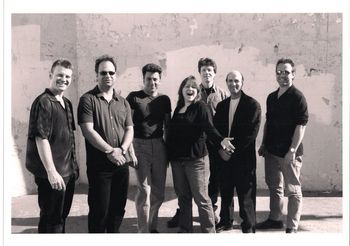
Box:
[25,55,308,234]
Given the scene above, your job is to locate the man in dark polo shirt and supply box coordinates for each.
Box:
[25,59,79,233]
[126,63,171,233]
[78,55,135,233]
[256,58,308,233]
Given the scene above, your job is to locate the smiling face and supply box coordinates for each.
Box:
[226,71,243,98]
[49,65,73,93]
[143,72,161,96]
[96,61,116,90]
[182,80,199,104]
[276,63,294,88]
[199,65,216,88]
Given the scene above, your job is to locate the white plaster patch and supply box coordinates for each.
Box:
[189,18,198,36]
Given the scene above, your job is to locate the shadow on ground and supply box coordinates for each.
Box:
[12,211,341,234]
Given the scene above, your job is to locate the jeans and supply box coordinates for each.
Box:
[171,155,215,233]
[207,144,221,210]
[35,174,75,233]
[133,138,168,232]
[87,166,129,233]
[265,152,303,229]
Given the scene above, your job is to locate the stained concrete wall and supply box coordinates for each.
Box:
[11,13,342,196]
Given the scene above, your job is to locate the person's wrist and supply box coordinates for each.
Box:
[289,147,296,153]
[120,146,127,155]
[105,148,114,155]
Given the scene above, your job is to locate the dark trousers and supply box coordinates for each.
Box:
[87,166,129,233]
[207,144,220,210]
[219,163,256,232]
[35,175,75,233]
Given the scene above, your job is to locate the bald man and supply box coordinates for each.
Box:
[213,71,261,233]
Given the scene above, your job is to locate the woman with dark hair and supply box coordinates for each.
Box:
[167,75,234,233]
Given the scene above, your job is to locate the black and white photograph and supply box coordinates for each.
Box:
[2,0,349,246]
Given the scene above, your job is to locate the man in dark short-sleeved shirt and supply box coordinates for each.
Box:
[256,58,308,233]
[25,59,79,233]
[126,63,171,233]
[78,55,136,233]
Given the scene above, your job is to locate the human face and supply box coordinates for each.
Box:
[49,65,73,93]
[276,63,294,88]
[97,61,116,90]
[199,65,216,88]
[226,71,243,97]
[182,81,198,104]
[143,72,161,96]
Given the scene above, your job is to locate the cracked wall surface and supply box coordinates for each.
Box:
[11,13,342,196]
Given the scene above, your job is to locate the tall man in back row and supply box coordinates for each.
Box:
[256,58,308,233]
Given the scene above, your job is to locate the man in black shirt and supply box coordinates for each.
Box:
[126,64,171,233]
[256,58,308,233]
[25,59,79,233]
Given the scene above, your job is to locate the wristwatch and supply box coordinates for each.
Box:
[290,147,296,153]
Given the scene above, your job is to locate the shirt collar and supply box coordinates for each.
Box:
[275,84,295,97]
[93,85,120,101]
[44,88,67,103]
[200,83,217,93]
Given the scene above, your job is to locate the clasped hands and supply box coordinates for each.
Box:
[107,148,126,166]
[106,147,138,167]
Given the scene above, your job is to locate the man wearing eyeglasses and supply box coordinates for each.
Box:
[256,58,308,233]
[78,55,136,233]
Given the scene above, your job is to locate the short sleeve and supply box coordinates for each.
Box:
[295,94,308,126]
[126,92,135,110]
[164,96,172,113]
[78,95,94,124]
[124,99,134,127]
[28,97,52,140]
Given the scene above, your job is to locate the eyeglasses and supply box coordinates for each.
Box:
[99,71,116,76]
[276,70,292,76]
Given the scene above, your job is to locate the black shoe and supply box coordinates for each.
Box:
[286,228,297,233]
[167,209,180,228]
[256,219,284,230]
[215,221,233,233]
[150,229,159,233]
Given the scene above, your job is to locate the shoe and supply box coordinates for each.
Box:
[255,219,284,230]
[286,228,297,233]
[150,229,159,233]
[215,221,233,233]
[167,209,180,228]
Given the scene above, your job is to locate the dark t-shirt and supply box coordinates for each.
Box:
[167,100,223,161]
[77,86,133,171]
[126,90,171,139]
[265,85,308,157]
[25,89,78,178]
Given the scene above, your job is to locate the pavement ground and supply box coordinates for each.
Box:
[11,184,342,234]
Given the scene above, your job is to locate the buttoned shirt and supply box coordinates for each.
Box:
[26,89,78,178]
[265,85,308,157]
[78,85,133,171]
[199,83,228,117]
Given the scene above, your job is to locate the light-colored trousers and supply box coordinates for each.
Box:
[133,138,168,233]
[171,155,216,233]
[265,152,303,229]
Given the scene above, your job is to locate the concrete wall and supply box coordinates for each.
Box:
[11,13,342,196]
